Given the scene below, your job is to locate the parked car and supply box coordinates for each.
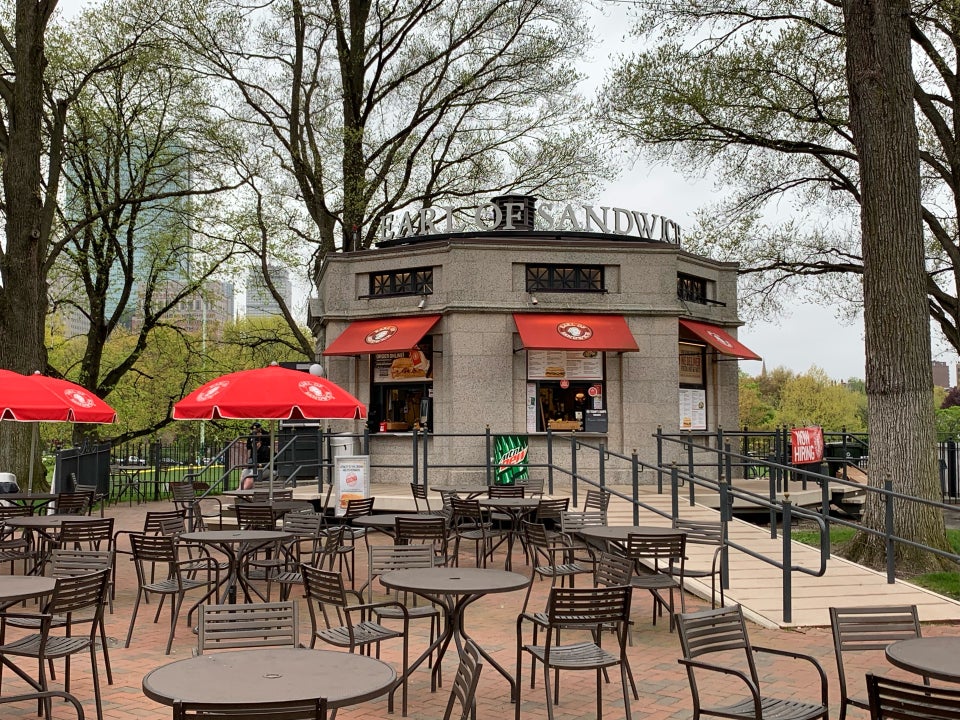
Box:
[126,455,146,466]
[160,457,177,467]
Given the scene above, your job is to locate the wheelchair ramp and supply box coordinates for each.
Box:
[606,491,960,629]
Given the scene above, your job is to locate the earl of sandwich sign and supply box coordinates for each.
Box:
[791,426,825,465]
[379,199,682,245]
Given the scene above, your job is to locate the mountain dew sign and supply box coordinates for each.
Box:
[495,435,529,485]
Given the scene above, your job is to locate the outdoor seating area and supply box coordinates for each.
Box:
[1,492,960,720]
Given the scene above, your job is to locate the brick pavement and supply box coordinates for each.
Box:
[2,499,958,720]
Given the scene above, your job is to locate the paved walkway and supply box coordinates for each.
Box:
[1,491,958,720]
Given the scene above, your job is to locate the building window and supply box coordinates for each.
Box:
[526,264,604,292]
[677,273,725,306]
[677,274,707,303]
[526,349,605,432]
[368,337,433,432]
[370,267,433,297]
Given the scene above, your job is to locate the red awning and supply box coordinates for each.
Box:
[679,319,761,360]
[513,314,639,352]
[323,315,441,356]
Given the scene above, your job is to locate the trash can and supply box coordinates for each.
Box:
[0,472,19,494]
[824,441,867,477]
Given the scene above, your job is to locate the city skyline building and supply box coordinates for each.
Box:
[246,263,292,318]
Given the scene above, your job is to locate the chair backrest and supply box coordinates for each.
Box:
[521,520,553,552]
[197,601,299,654]
[283,513,324,537]
[56,491,91,515]
[487,485,524,498]
[450,497,485,525]
[45,568,110,617]
[410,483,433,512]
[48,549,114,578]
[236,504,278,530]
[394,516,448,561]
[673,518,723,547]
[443,639,483,720]
[366,544,435,602]
[59,517,115,549]
[593,552,633,587]
[545,584,632,630]
[535,497,569,524]
[518,476,545,497]
[342,497,375,519]
[253,489,294,502]
[300,563,349,629]
[159,514,188,538]
[130,532,178,567]
[583,489,611,511]
[170,482,197,512]
[624,531,686,574]
[830,605,922,707]
[560,509,607,532]
[73,483,102,503]
[315,525,346,570]
[866,673,960,719]
[142,509,186,535]
[0,505,33,521]
[173,697,327,720]
[676,605,758,689]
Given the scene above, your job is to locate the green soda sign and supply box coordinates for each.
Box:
[495,435,529,485]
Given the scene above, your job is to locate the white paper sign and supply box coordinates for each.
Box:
[334,455,370,516]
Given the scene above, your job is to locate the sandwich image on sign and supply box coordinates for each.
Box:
[390,348,430,379]
[544,366,565,378]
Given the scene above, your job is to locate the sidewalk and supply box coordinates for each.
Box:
[0,498,956,720]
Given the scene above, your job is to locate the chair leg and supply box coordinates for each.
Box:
[166,594,185,654]
[124,590,144,648]
[90,643,104,720]
[99,617,114,685]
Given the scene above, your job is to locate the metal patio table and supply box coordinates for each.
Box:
[886,636,960,684]
[431,485,491,500]
[380,565,529,701]
[143,647,396,711]
[0,493,57,514]
[180,529,291,604]
[577,524,684,554]
[352,513,426,539]
[0,575,56,609]
[478,497,539,570]
[4,514,77,574]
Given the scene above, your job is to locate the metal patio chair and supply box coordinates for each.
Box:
[444,639,483,720]
[173,697,327,720]
[866,672,960,720]
[196,601,300,654]
[624,531,686,632]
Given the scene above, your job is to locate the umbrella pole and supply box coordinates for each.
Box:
[269,421,275,502]
[27,424,38,493]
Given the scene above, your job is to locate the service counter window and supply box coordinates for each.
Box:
[526,350,606,432]
[679,342,707,430]
[369,338,433,433]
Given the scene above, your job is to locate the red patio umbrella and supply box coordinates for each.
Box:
[173,364,366,499]
[0,369,118,490]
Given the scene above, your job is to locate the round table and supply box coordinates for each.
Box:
[380,566,529,700]
[431,485,491,499]
[142,647,396,709]
[886,637,960,683]
[578,524,683,551]
[352,513,426,538]
[180,530,291,604]
[226,500,313,517]
[4,514,76,575]
[478,498,540,570]
[0,493,56,513]
[0,576,56,607]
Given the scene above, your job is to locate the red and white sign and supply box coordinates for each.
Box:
[791,426,824,464]
[559,379,570,389]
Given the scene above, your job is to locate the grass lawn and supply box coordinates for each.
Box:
[792,526,960,600]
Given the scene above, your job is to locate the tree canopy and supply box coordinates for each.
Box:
[598,0,960,354]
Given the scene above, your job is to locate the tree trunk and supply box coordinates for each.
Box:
[842,0,950,571]
[0,1,57,487]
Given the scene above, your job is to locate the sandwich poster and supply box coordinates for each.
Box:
[373,341,433,383]
[334,455,370,516]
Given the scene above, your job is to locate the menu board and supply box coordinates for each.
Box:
[679,388,707,430]
[679,343,705,386]
[528,350,603,381]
